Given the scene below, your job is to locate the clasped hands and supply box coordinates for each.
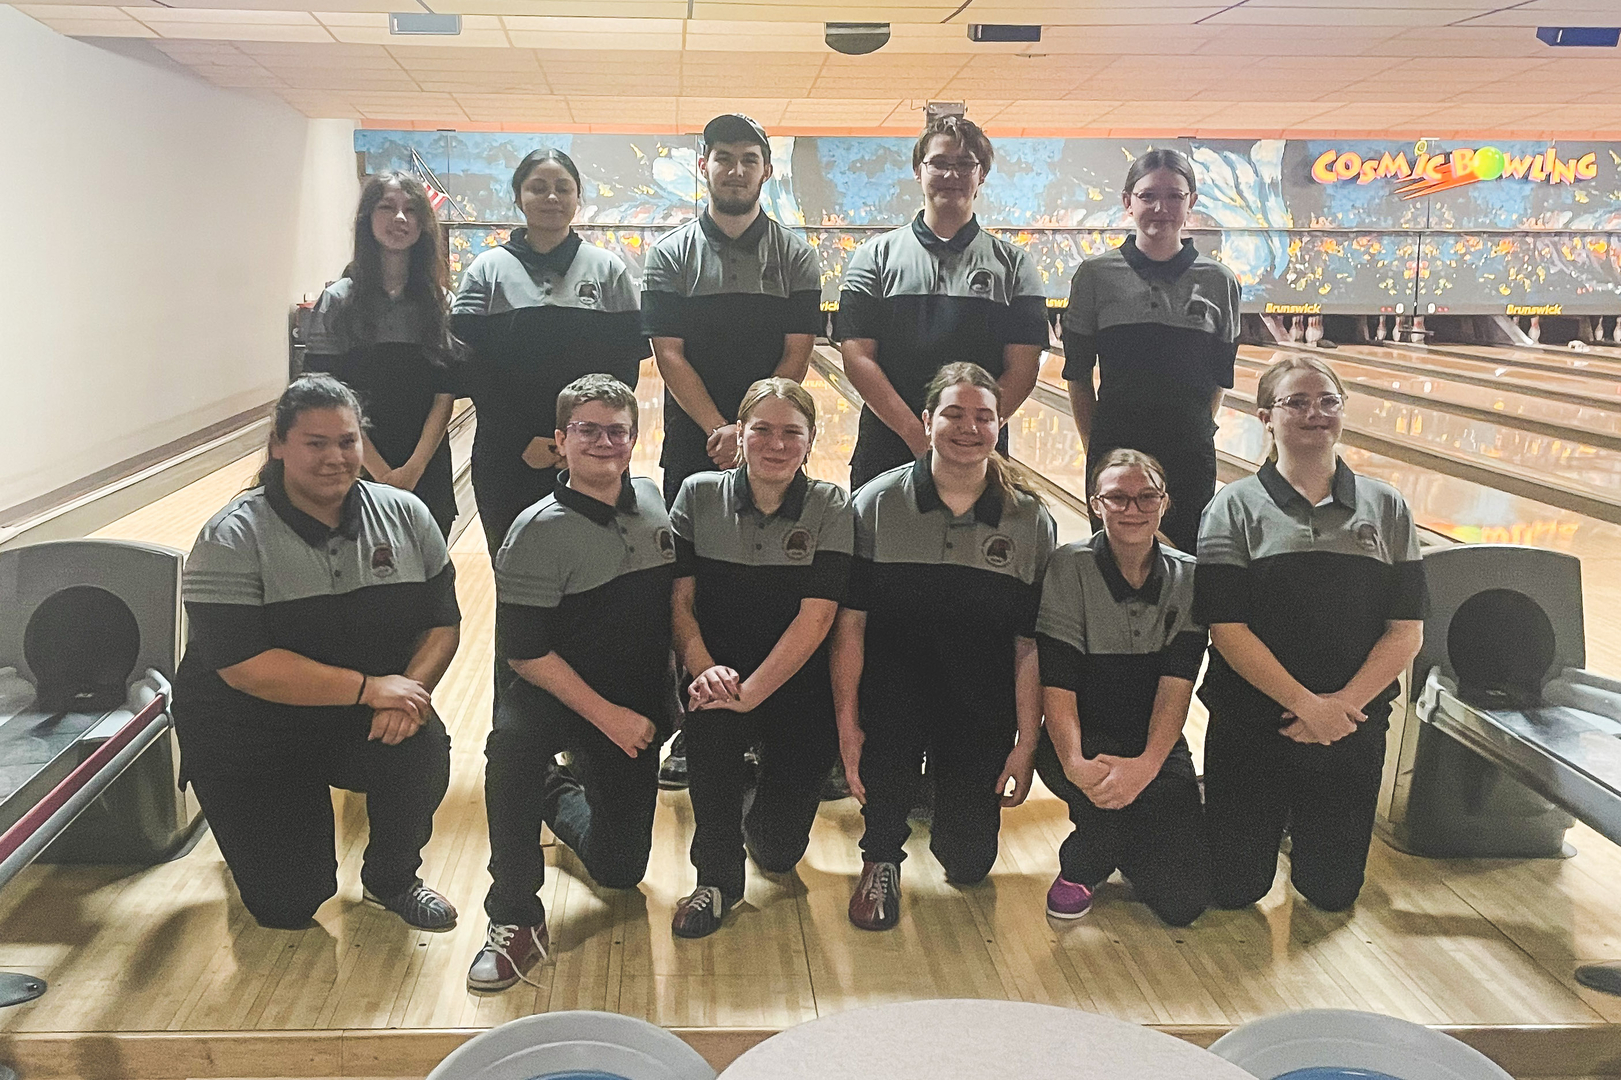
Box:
[361,672,434,745]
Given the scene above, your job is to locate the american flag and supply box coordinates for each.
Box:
[410,149,464,220]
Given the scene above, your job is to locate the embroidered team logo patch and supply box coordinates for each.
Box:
[783,527,813,560]
[968,268,995,296]
[577,281,601,306]
[1355,522,1381,551]
[982,534,1015,567]
[370,544,396,577]
[656,527,676,561]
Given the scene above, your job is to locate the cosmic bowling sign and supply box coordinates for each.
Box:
[1311,144,1601,199]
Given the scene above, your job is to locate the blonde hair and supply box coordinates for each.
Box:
[1255,355,1347,462]
[1088,447,1168,495]
[922,362,1046,514]
[738,377,817,431]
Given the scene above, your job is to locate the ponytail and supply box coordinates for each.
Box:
[984,451,1046,515]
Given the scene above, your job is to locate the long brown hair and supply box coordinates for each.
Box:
[922,362,1045,514]
[1256,355,1347,461]
[341,171,458,367]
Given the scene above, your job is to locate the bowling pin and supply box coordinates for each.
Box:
[1411,315,1427,343]
[1530,315,1541,343]
[1611,317,1620,344]
[1291,316,1305,342]
[1306,315,1323,346]
[1376,314,1388,341]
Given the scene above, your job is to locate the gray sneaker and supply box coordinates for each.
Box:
[363,878,457,932]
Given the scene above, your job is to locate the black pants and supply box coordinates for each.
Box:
[483,680,670,925]
[372,433,456,540]
[1033,732,1209,926]
[849,407,1011,492]
[661,432,718,508]
[1203,703,1388,913]
[685,696,839,901]
[857,661,1015,884]
[1086,433,1216,554]
[472,455,558,560]
[188,712,451,930]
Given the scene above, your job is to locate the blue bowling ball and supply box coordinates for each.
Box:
[1276,1069,1406,1080]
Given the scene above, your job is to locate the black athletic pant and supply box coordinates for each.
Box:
[1203,703,1389,913]
[1033,731,1208,926]
[684,696,839,901]
[857,661,1016,884]
[849,407,1011,492]
[661,434,719,509]
[483,678,671,926]
[472,456,558,560]
[1086,432,1216,554]
[189,712,451,930]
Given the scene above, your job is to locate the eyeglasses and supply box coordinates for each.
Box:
[1130,189,1190,206]
[564,421,634,446]
[922,157,982,177]
[1093,490,1168,514]
[1270,393,1346,415]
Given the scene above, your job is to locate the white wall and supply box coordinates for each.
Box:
[0,8,359,510]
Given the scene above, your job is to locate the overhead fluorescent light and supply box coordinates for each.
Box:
[1536,26,1620,47]
[389,11,461,35]
[968,24,1041,43]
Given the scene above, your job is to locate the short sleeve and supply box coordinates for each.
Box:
[1386,496,1429,622]
[182,516,271,670]
[804,485,855,604]
[1035,544,1085,693]
[844,490,878,611]
[835,238,885,342]
[1020,505,1059,637]
[494,521,562,661]
[1061,263,1098,382]
[405,495,460,627]
[1159,629,1208,682]
[1194,491,1253,626]
[303,285,349,357]
[451,255,493,317]
[997,247,1051,347]
[640,240,688,339]
[670,479,698,578]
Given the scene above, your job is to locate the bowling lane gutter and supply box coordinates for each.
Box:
[1231,352,1621,455]
[1260,341,1621,412]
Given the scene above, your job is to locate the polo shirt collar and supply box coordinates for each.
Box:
[264,467,362,547]
[699,207,769,248]
[552,471,637,526]
[503,228,582,275]
[1090,532,1165,604]
[911,454,1003,527]
[1120,234,1198,282]
[1257,456,1358,512]
[911,211,980,255]
[727,465,809,521]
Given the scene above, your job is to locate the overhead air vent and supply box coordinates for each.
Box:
[1535,26,1620,47]
[389,12,462,35]
[968,24,1041,43]
[826,22,890,55]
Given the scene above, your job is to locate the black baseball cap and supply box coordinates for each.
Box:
[703,113,771,162]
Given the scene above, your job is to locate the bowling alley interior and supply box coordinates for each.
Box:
[6,0,1621,1078]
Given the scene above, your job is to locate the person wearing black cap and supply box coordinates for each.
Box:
[836,115,1049,490]
[642,113,823,509]
[303,172,460,538]
[1062,149,1240,553]
[452,148,649,559]
[641,113,823,789]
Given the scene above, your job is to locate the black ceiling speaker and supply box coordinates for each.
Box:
[826,22,891,55]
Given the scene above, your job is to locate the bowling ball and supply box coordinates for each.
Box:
[1274,1069,1404,1080]
[1472,146,1506,181]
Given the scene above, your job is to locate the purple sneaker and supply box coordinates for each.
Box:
[1046,875,1093,920]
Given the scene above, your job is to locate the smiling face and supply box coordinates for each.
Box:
[557,399,636,489]
[1123,166,1196,246]
[915,133,985,216]
[702,140,771,216]
[924,381,1000,468]
[271,406,363,510]
[518,159,581,235]
[1092,463,1168,550]
[1262,367,1345,458]
[739,394,813,485]
[369,181,422,254]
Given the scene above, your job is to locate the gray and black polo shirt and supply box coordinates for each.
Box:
[173,475,460,759]
[670,467,853,700]
[1063,236,1240,448]
[641,210,823,465]
[1194,457,1427,724]
[1037,533,1206,758]
[848,456,1055,709]
[836,214,1049,414]
[452,230,648,479]
[495,473,675,724]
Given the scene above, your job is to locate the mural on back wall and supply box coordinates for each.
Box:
[359,130,1621,314]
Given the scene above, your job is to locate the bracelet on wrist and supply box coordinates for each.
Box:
[355,673,367,706]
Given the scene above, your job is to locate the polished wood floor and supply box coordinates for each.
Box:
[0,361,1618,1078]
